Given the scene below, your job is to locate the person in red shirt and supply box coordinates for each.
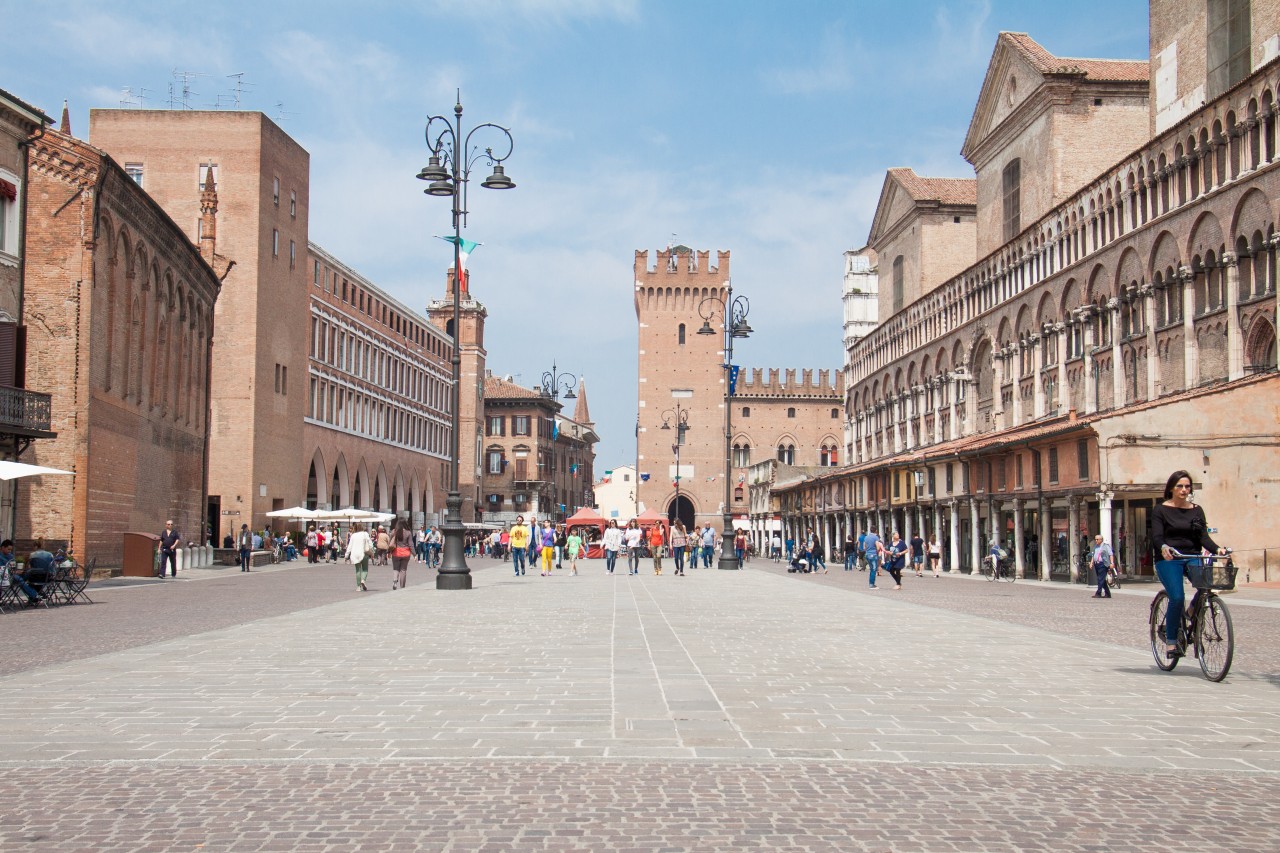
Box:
[647,524,665,575]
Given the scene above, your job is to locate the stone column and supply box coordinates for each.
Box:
[1039,497,1052,581]
[1099,490,1114,553]
[1011,345,1025,427]
[1081,306,1098,414]
[1068,497,1081,583]
[948,375,959,439]
[893,396,903,454]
[1031,333,1045,419]
[915,385,926,448]
[932,503,942,553]
[948,500,960,573]
[969,497,981,575]
[904,505,913,546]
[1012,497,1025,579]
[1143,283,1159,399]
[931,378,942,444]
[993,351,1006,428]
[1224,252,1244,380]
[1109,297,1124,407]
[1056,322,1069,414]
[1181,266,1199,388]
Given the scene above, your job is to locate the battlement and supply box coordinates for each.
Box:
[735,367,843,398]
[634,247,730,280]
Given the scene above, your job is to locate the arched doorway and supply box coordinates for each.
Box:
[667,494,695,532]
[330,469,341,510]
[306,460,319,510]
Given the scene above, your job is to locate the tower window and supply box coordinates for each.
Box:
[678,323,686,345]
[1002,159,1021,241]
[787,407,796,418]
[741,406,750,418]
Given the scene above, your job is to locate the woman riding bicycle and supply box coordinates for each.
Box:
[1152,469,1225,657]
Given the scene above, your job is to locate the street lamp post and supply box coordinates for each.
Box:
[540,361,577,402]
[417,93,515,591]
[697,281,751,570]
[660,402,690,526]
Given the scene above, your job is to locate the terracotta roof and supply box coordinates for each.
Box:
[888,168,976,206]
[484,374,544,401]
[1002,32,1149,83]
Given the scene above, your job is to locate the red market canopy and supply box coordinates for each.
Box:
[630,508,668,528]
[565,508,606,528]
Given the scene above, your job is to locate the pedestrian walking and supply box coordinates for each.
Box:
[624,519,643,575]
[390,519,414,590]
[701,524,716,568]
[539,523,556,575]
[375,526,391,566]
[555,526,567,569]
[648,524,665,575]
[566,529,584,575]
[1091,534,1115,598]
[770,532,782,562]
[159,519,180,578]
[510,516,530,576]
[928,533,942,577]
[886,532,907,590]
[810,538,827,573]
[843,532,857,571]
[345,522,374,591]
[734,529,747,569]
[670,520,688,575]
[304,525,319,564]
[910,532,925,577]
[862,529,882,588]
[602,519,623,574]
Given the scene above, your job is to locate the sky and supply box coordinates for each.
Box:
[4,0,1150,471]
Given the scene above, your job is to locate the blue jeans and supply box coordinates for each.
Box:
[512,547,526,574]
[628,547,642,573]
[845,554,855,571]
[866,554,880,586]
[673,548,685,573]
[735,547,744,568]
[702,546,714,568]
[1156,559,1191,643]
[239,548,251,571]
[605,549,618,573]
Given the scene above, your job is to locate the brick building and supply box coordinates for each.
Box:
[304,244,454,522]
[0,88,55,542]
[21,122,220,563]
[634,246,841,533]
[779,6,1280,582]
[481,372,598,525]
[90,109,311,543]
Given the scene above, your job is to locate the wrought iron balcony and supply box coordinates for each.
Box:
[0,385,53,435]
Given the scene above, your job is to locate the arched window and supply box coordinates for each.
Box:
[892,256,905,313]
[741,406,751,418]
[678,323,686,345]
[787,407,796,418]
[820,443,838,467]
[732,443,751,467]
[776,444,795,465]
[831,407,840,419]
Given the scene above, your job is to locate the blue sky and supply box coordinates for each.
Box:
[5,0,1149,471]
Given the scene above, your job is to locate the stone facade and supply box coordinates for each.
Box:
[634,246,841,532]
[304,244,454,525]
[780,7,1280,584]
[21,126,219,563]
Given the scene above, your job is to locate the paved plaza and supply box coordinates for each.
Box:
[2,556,1278,851]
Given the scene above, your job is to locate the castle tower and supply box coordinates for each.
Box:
[427,267,487,522]
[634,246,732,531]
[199,164,218,265]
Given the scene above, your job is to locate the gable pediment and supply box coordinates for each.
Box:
[961,34,1049,167]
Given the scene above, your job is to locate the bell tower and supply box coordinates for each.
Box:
[427,267,487,522]
[634,246,731,530]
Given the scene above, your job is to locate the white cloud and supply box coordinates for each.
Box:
[761,28,856,96]
[414,0,639,25]
[51,10,228,69]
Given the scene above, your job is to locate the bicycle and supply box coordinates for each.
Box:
[1149,550,1236,682]
[1106,563,1122,590]
[984,551,1015,582]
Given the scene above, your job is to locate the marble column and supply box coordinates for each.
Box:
[1081,306,1098,414]
[1031,333,1045,419]
[969,497,981,575]
[948,500,960,573]
[1143,283,1159,399]
[1068,498,1081,583]
[1109,297,1124,407]
[1181,266,1199,388]
[1224,252,1244,380]
[1012,497,1025,579]
[1039,497,1052,581]
[1056,322,1069,414]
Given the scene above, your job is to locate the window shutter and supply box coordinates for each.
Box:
[0,322,17,387]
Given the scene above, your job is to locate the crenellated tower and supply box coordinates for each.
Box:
[634,246,732,530]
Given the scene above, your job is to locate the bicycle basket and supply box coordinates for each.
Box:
[1187,561,1237,591]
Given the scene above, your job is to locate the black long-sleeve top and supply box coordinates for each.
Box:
[1151,503,1219,558]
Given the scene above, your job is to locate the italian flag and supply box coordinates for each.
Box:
[438,236,480,293]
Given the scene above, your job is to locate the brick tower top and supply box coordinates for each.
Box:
[634,247,729,281]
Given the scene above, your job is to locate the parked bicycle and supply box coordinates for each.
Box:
[1149,550,1235,682]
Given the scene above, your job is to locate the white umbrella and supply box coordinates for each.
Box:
[266,506,318,520]
[0,461,73,480]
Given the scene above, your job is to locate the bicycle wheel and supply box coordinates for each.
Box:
[1149,592,1179,671]
[984,559,995,581]
[1108,567,1121,590]
[1195,595,1234,682]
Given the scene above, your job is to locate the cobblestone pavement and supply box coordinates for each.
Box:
[2,557,1277,851]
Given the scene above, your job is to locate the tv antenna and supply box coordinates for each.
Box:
[228,72,254,108]
[119,86,153,108]
[168,69,206,110]
[273,101,296,122]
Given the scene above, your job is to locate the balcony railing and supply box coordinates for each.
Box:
[0,386,52,434]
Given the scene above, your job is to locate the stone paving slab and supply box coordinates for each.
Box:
[2,563,1278,772]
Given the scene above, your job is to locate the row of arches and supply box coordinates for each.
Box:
[730,433,842,469]
[94,213,215,428]
[304,447,437,520]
